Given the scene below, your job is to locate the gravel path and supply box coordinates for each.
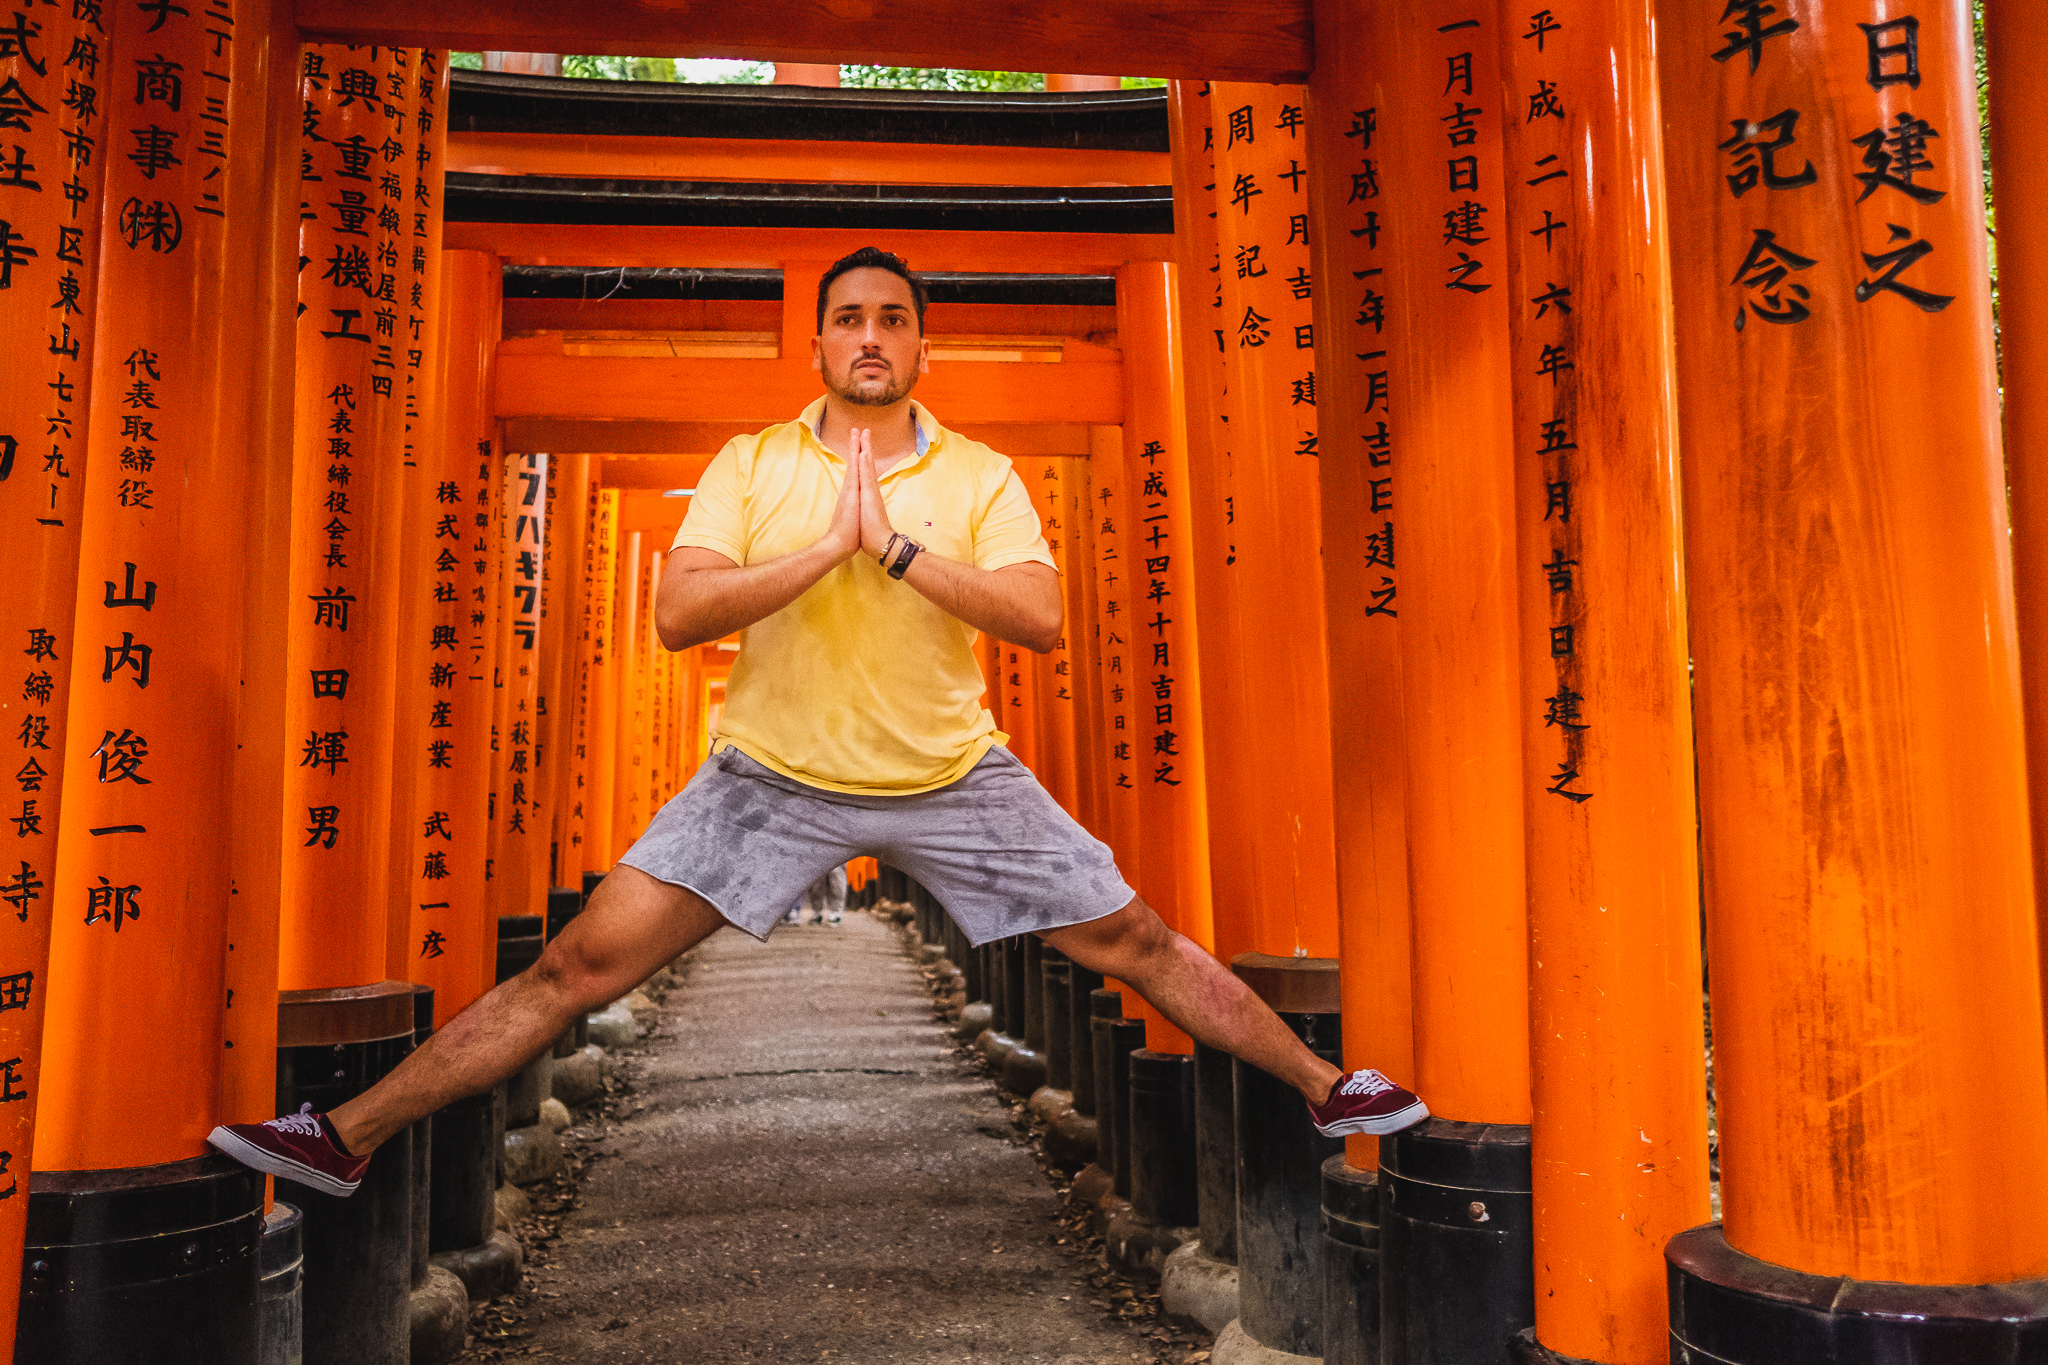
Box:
[518,912,1156,1364]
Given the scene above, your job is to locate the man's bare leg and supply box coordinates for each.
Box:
[327,866,728,1155]
[1041,895,1343,1104]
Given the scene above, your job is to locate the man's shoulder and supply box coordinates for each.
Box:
[929,422,1015,479]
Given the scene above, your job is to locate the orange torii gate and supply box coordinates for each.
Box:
[8,4,2048,1365]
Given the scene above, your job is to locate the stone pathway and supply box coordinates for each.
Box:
[519,911,1157,1363]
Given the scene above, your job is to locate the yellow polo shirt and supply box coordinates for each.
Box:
[672,397,1056,795]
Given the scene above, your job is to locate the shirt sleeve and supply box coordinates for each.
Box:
[972,462,1059,573]
[669,438,749,564]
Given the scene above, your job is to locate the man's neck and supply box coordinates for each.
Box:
[817,394,920,473]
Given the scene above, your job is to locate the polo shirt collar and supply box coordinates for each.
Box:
[800,396,937,465]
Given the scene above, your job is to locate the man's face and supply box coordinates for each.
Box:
[813,267,930,407]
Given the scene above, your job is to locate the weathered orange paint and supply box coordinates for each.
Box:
[580,489,620,877]
[1117,262,1211,1053]
[610,528,644,863]
[1302,3,1416,1169]
[1379,0,1531,1125]
[1663,0,2048,1284]
[1498,3,1710,1356]
[539,453,591,888]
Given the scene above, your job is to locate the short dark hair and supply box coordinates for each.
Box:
[815,246,928,335]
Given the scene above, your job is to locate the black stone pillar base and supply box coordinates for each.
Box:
[1194,1040,1239,1264]
[998,1042,1048,1097]
[1109,1049,1199,1279]
[275,982,419,1365]
[18,1154,266,1364]
[1103,1016,1148,1200]
[428,1089,496,1253]
[1321,1156,1381,1365]
[1380,1119,1534,1365]
[1235,1014,1343,1359]
[1046,1107,1099,1170]
[1666,1223,2048,1365]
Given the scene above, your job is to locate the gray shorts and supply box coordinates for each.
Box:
[617,743,1135,945]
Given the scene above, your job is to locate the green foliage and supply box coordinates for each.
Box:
[449,51,481,70]
[561,54,682,83]
[840,67,1044,91]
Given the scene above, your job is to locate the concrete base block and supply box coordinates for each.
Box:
[430,1228,522,1302]
[1214,1317,1321,1365]
[999,1044,1047,1096]
[1104,1204,1194,1280]
[1161,1240,1242,1335]
[975,1028,1018,1067]
[409,1264,469,1363]
[1067,1162,1113,1214]
[504,1053,553,1129]
[586,1002,636,1048]
[492,1184,529,1232]
[1090,1192,1130,1240]
[1045,1108,1099,1170]
[502,1124,563,1185]
[621,989,658,1030]
[954,1002,993,1040]
[550,1044,605,1106]
[1028,1085,1074,1125]
[538,1097,570,1132]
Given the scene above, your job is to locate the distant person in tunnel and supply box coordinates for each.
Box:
[208,246,1426,1196]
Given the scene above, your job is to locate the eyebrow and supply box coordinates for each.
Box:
[832,302,911,314]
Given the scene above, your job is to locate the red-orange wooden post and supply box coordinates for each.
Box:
[27,0,295,1352]
[1373,4,1536,1359]
[609,527,643,864]
[491,450,546,919]
[277,44,409,993]
[1113,263,1213,1034]
[1027,457,1080,816]
[1661,0,2048,1355]
[220,0,311,1134]
[1989,0,2048,1051]
[400,250,499,1023]
[1304,0,1417,1193]
[1085,425,1142,915]
[0,0,111,1343]
[1496,4,1710,1360]
[537,453,589,889]
[578,489,619,878]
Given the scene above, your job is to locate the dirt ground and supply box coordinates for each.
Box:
[458,910,1214,1364]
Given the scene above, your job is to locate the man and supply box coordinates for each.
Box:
[209,247,1426,1197]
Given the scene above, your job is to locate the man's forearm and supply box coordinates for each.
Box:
[657,545,840,650]
[897,550,1060,652]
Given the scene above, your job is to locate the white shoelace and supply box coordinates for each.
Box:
[1339,1070,1395,1099]
[266,1103,325,1139]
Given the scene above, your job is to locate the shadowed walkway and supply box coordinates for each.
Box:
[520,911,1151,1363]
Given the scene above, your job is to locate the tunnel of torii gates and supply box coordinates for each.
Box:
[8,1,2048,1364]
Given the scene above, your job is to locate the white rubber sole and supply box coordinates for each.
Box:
[206,1125,362,1198]
[1312,1099,1430,1138]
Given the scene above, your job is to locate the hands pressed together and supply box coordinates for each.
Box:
[818,427,902,567]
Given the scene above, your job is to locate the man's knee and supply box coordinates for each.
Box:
[528,932,619,1017]
[1046,896,1176,969]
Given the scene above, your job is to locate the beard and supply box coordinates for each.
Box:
[826,354,918,407]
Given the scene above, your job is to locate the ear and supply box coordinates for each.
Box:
[810,335,823,373]
[918,335,931,375]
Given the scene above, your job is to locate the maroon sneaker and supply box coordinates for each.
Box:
[1307,1069,1429,1137]
[207,1103,370,1197]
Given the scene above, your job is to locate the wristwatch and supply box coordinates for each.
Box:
[887,536,923,579]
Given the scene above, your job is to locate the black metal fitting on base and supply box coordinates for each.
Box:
[1235,1010,1343,1358]
[1322,1155,1381,1365]
[1088,989,1126,1182]
[1665,1222,2048,1365]
[1041,949,1074,1093]
[275,981,420,1365]
[1193,1040,1238,1263]
[1128,1049,1199,1230]
[1069,964,1105,1115]
[1379,1119,1534,1365]
[17,1153,267,1364]
[407,985,436,1292]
